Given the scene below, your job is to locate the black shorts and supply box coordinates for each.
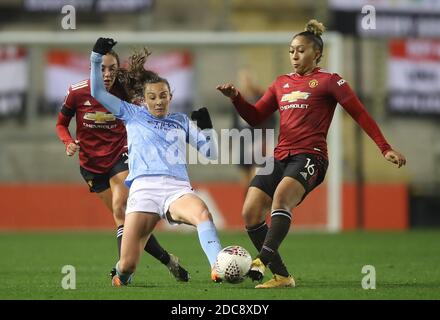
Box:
[80,153,129,193]
[250,153,328,201]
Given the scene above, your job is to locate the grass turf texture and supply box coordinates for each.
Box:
[0,230,439,300]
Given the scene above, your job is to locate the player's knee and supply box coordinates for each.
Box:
[194,209,213,224]
[273,184,304,210]
[242,208,263,227]
[271,201,290,212]
[272,195,301,212]
[112,201,126,223]
[242,200,265,227]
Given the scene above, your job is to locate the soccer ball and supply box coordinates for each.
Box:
[215,245,252,283]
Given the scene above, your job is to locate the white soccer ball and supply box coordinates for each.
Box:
[215,245,252,283]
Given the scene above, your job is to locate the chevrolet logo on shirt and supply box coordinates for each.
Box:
[83,112,116,124]
[281,91,311,103]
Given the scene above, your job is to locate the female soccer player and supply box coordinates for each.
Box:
[55,49,189,282]
[217,19,406,289]
[89,38,223,286]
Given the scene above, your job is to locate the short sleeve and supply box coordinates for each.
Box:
[116,100,142,121]
[63,86,76,110]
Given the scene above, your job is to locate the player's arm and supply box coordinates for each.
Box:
[90,53,122,116]
[55,90,80,156]
[330,74,406,168]
[188,108,218,160]
[216,83,277,127]
[56,111,80,157]
[89,38,126,117]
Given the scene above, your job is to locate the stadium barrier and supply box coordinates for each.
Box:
[0,182,407,231]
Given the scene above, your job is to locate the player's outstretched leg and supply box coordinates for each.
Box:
[250,209,295,288]
[167,194,222,283]
[250,176,304,288]
[196,220,222,283]
[242,187,291,283]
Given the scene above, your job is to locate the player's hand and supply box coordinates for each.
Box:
[216,83,239,98]
[66,140,80,156]
[92,38,117,55]
[191,107,213,130]
[384,149,406,168]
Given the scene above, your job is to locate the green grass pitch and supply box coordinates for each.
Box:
[0,230,439,300]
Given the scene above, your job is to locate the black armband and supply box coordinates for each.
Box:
[61,105,75,117]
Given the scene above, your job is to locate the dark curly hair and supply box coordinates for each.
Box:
[116,47,171,103]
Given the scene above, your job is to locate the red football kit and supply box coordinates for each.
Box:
[55,79,128,173]
[231,67,391,161]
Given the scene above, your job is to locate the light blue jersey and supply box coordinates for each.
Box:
[90,52,217,187]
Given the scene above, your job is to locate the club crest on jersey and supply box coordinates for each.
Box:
[337,79,346,86]
[83,111,116,124]
[309,79,318,88]
[281,91,311,103]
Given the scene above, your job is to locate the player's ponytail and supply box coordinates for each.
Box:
[117,47,159,103]
[293,19,326,64]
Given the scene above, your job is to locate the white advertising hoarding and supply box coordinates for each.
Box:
[0,46,27,116]
[388,39,440,114]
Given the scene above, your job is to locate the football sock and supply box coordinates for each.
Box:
[116,225,124,258]
[197,220,222,267]
[246,221,289,277]
[258,209,292,270]
[144,234,171,265]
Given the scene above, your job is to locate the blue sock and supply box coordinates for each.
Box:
[197,220,222,267]
[115,262,133,285]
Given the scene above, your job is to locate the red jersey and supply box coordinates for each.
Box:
[56,79,128,173]
[232,67,391,160]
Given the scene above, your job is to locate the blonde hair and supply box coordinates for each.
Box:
[304,19,326,37]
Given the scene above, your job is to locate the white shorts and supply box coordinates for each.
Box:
[126,175,194,222]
